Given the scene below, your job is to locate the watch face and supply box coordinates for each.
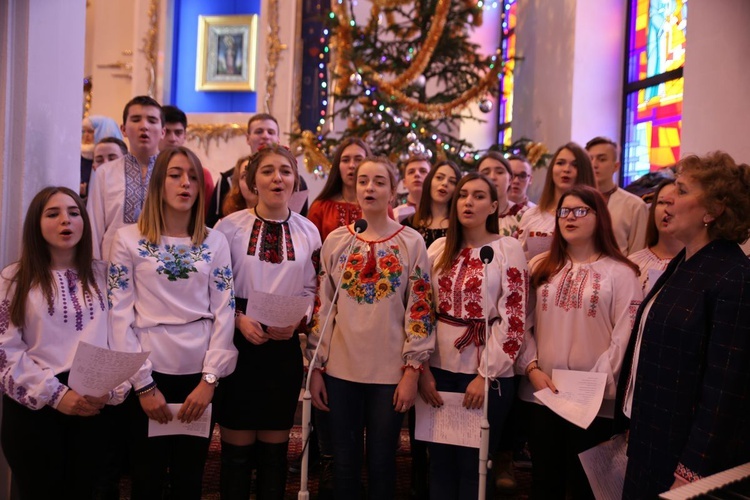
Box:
[203,373,217,384]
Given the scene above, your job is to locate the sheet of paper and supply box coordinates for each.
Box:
[414,391,482,448]
[148,403,213,438]
[290,190,308,214]
[68,341,150,397]
[579,433,628,500]
[534,369,607,429]
[244,290,310,328]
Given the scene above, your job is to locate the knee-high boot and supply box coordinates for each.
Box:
[220,441,255,500]
[256,440,289,500]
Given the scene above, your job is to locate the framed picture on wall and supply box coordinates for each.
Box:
[196,15,258,92]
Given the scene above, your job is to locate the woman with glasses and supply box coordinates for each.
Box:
[517,185,642,498]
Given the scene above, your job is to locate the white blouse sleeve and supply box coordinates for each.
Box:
[107,229,154,391]
[480,239,530,379]
[202,232,238,378]
[0,272,68,409]
[306,236,339,369]
[592,264,643,399]
[401,237,435,368]
[515,253,544,374]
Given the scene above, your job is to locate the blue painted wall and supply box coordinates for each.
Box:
[172,0,260,112]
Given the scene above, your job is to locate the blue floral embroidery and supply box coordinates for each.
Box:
[213,266,236,310]
[137,239,212,282]
[107,264,130,308]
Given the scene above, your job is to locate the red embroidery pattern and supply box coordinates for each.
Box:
[541,283,549,312]
[407,266,433,339]
[282,223,296,261]
[587,270,602,318]
[247,219,263,256]
[675,463,702,483]
[336,202,362,228]
[439,248,484,319]
[555,267,589,311]
[627,300,640,329]
[502,266,526,360]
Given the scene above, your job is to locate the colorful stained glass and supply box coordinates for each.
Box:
[622,78,683,186]
[627,0,687,84]
[497,0,517,146]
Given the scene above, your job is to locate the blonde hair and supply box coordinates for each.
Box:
[138,147,208,245]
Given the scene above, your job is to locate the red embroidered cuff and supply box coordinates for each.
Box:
[675,462,702,483]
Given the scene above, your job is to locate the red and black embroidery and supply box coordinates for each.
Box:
[503,266,526,360]
[247,218,263,256]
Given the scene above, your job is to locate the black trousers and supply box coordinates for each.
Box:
[528,404,612,500]
[126,372,212,500]
[1,387,110,499]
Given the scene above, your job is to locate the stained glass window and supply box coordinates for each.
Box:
[622,0,687,186]
[497,0,517,146]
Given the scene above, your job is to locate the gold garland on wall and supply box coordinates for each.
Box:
[141,0,159,97]
[187,123,247,155]
[265,0,287,112]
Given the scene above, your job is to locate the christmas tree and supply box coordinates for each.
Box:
[296,0,505,175]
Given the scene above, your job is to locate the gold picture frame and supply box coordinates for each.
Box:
[195,15,258,92]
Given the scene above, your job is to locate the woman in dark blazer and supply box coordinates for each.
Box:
[616,151,750,497]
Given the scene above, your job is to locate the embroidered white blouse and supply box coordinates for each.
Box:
[87,153,157,260]
[107,224,237,391]
[0,261,124,409]
[307,225,435,385]
[628,247,672,294]
[498,201,534,239]
[517,206,556,261]
[214,209,321,317]
[517,256,643,418]
[427,237,529,379]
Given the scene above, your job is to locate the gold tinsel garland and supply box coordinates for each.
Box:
[141,0,159,97]
[300,130,332,174]
[186,123,247,155]
[265,0,286,111]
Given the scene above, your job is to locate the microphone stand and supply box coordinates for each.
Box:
[299,220,367,499]
[478,245,494,500]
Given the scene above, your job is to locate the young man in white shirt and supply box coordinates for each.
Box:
[586,136,648,256]
[393,154,431,222]
[87,95,165,259]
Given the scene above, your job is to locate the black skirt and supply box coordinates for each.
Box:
[216,327,303,430]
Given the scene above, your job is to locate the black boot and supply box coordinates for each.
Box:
[220,441,255,500]
[256,440,289,500]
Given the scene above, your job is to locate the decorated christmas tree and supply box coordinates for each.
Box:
[296,0,506,175]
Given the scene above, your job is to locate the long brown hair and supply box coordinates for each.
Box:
[138,146,208,245]
[412,160,462,228]
[537,142,596,212]
[221,155,253,216]
[9,187,98,327]
[436,172,499,272]
[314,137,371,202]
[531,185,639,287]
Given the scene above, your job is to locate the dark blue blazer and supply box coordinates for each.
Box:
[616,239,750,495]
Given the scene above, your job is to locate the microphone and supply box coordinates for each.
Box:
[479,245,494,264]
[299,218,367,499]
[478,243,494,499]
[353,219,368,234]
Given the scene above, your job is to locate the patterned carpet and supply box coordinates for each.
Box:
[119,425,531,499]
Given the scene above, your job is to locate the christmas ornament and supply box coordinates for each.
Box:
[415,75,426,88]
[399,152,410,162]
[408,141,426,155]
[372,113,383,124]
[349,72,363,87]
[406,131,417,142]
[479,98,493,113]
[350,101,365,117]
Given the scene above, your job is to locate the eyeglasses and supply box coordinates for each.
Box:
[511,172,529,181]
[556,206,595,218]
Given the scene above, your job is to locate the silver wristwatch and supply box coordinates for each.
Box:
[202,373,219,386]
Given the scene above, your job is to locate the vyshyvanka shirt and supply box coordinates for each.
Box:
[307,225,435,384]
[0,261,125,409]
[214,209,321,317]
[107,224,237,391]
[427,237,529,379]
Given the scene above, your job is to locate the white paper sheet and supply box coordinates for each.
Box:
[290,190,309,214]
[414,391,482,448]
[147,403,213,438]
[579,433,628,500]
[533,369,607,429]
[68,341,150,397]
[244,290,310,328]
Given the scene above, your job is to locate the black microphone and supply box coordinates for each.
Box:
[353,219,368,234]
[480,245,494,264]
